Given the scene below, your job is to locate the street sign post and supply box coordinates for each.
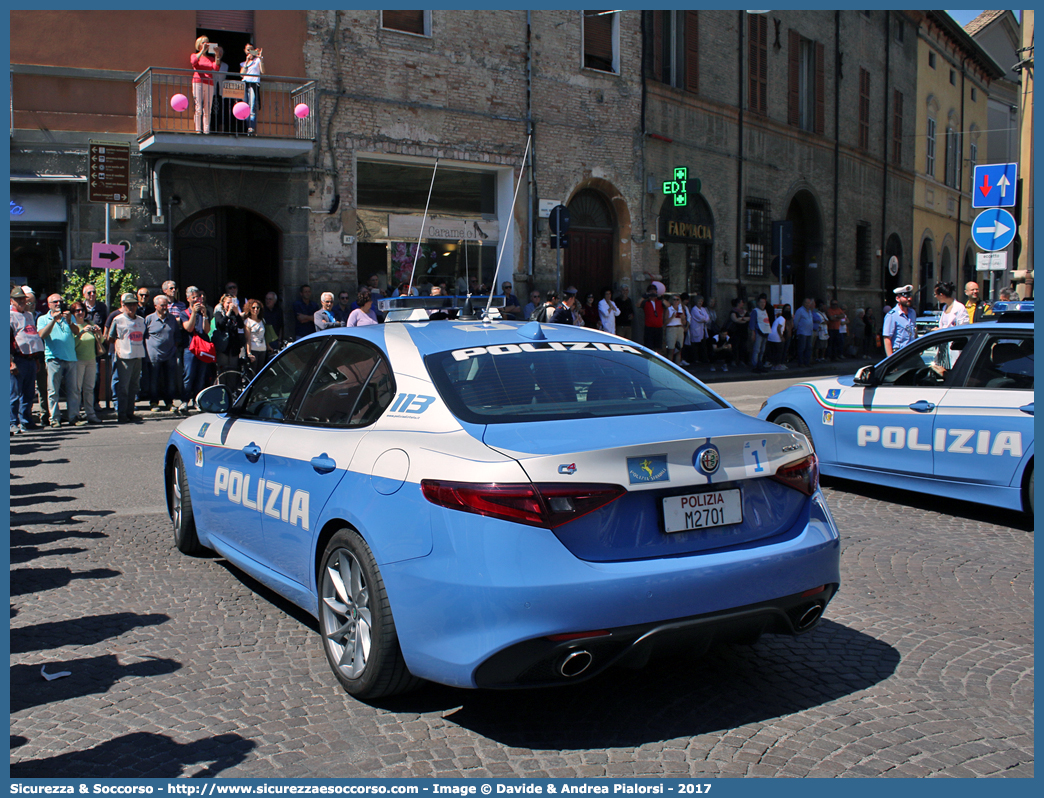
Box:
[87,140,131,203]
[971,208,1017,252]
[91,242,126,270]
[971,162,1018,209]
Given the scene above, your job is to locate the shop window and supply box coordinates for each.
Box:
[381,11,430,37]
[789,31,824,134]
[583,10,618,74]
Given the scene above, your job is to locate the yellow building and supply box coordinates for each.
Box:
[911,12,1004,310]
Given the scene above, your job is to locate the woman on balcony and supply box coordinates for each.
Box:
[241,44,265,135]
[190,36,219,134]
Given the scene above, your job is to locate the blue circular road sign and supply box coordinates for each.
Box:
[971,208,1017,252]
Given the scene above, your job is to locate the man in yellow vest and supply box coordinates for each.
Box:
[963,281,991,323]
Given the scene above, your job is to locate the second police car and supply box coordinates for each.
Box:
[165,296,841,698]
[759,304,1034,515]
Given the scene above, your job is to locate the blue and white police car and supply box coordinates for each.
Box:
[165,296,841,698]
[759,307,1033,514]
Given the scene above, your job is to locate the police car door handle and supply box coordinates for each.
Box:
[909,400,935,413]
[1019,403,1034,416]
[242,443,262,462]
[310,454,336,474]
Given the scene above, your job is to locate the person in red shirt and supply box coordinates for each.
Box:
[639,287,665,354]
[826,299,846,361]
[190,36,219,134]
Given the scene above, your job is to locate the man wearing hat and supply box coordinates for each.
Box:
[551,286,579,325]
[10,285,45,433]
[107,293,147,423]
[882,285,918,356]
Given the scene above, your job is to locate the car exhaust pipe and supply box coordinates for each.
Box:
[796,603,823,631]
[559,650,593,678]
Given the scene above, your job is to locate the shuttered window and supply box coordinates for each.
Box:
[858,68,871,150]
[748,15,767,115]
[685,11,699,93]
[382,11,429,36]
[649,11,697,93]
[584,10,616,73]
[892,89,903,166]
[196,11,254,33]
[789,31,824,134]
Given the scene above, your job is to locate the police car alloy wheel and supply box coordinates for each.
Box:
[170,452,205,556]
[319,529,417,699]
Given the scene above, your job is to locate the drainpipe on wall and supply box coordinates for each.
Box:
[639,10,648,290]
[831,11,841,300]
[736,10,745,298]
[957,54,968,282]
[879,11,892,299]
[526,11,535,284]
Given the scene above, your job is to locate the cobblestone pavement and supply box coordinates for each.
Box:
[9,423,1034,778]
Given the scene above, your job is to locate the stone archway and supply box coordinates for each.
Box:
[918,237,935,313]
[658,193,714,298]
[784,189,824,302]
[174,207,281,304]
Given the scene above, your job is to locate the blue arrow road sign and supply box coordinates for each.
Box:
[972,162,1018,208]
[971,208,1017,252]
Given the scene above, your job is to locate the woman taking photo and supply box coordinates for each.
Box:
[190,36,219,134]
[71,302,103,424]
[243,299,268,374]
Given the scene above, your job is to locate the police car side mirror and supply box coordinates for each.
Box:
[197,384,232,414]
[853,366,875,386]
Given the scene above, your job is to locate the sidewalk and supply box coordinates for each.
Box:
[681,355,875,385]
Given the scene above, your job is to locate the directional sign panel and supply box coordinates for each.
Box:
[87,140,131,203]
[972,162,1017,209]
[971,208,1017,253]
[91,242,127,270]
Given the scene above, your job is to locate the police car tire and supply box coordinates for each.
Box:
[774,412,814,451]
[1026,465,1034,516]
[171,452,205,556]
[319,529,419,699]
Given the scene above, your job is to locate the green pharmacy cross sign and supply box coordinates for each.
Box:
[663,167,700,207]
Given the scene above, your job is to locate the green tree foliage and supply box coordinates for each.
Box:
[62,265,140,307]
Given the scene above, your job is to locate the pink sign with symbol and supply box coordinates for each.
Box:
[91,242,126,270]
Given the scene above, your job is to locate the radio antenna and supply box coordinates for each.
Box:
[407,158,439,295]
[485,135,531,316]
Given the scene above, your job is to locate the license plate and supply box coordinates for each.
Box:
[662,489,742,533]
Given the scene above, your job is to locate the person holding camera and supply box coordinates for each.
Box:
[71,302,104,424]
[108,294,147,424]
[190,36,219,134]
[38,294,82,428]
[241,43,265,135]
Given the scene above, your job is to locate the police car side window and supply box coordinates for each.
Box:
[238,339,326,421]
[964,336,1034,390]
[296,340,393,427]
[879,335,969,387]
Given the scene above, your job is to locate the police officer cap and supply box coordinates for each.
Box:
[893,284,913,296]
[563,286,578,296]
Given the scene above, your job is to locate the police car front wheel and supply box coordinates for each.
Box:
[319,529,419,699]
[773,412,815,451]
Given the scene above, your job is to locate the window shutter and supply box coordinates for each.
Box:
[196,11,254,33]
[584,11,614,71]
[652,11,663,82]
[814,41,825,135]
[788,30,800,126]
[685,11,699,93]
[748,15,766,114]
[892,89,903,165]
[382,11,425,35]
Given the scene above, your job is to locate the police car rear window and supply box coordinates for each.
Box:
[425,341,725,424]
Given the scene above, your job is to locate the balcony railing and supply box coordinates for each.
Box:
[135,67,316,147]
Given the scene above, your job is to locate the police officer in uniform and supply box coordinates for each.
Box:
[882,285,917,356]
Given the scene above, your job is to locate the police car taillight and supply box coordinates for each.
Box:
[770,454,819,496]
[421,480,625,528]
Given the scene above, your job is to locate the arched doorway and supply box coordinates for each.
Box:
[784,190,824,303]
[939,246,953,288]
[564,189,614,293]
[174,207,280,304]
[658,193,714,297]
[885,233,903,295]
[961,245,975,289]
[918,238,935,313]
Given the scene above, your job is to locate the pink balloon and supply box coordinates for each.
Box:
[651,280,666,296]
[233,102,251,120]
[170,94,189,112]
[294,103,310,119]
